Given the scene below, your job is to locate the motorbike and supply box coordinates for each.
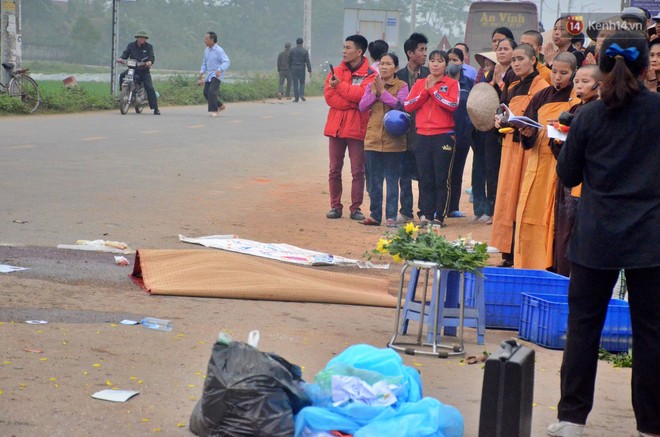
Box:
[117,57,149,115]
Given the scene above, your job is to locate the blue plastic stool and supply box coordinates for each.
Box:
[399,265,485,345]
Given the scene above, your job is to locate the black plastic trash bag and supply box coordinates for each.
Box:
[189,339,311,437]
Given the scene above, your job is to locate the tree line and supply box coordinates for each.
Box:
[22,0,469,72]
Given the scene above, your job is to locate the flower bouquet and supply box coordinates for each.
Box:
[371,223,489,273]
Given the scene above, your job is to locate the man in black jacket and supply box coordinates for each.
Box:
[288,38,312,102]
[117,30,160,115]
[396,32,429,223]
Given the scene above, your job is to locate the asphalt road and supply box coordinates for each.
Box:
[1,100,328,249]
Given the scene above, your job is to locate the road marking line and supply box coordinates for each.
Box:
[187,124,206,129]
[228,120,241,124]
[4,144,36,150]
[82,136,107,141]
[260,115,275,119]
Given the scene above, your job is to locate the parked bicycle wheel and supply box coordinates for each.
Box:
[9,75,40,113]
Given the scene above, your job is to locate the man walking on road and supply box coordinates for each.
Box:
[277,42,292,99]
[324,34,376,221]
[289,38,312,102]
[198,31,231,117]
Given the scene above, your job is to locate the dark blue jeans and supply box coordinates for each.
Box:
[365,151,404,223]
[471,129,500,216]
[292,69,306,99]
[399,150,417,218]
[203,77,223,112]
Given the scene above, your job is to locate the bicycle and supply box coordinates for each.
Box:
[0,62,41,113]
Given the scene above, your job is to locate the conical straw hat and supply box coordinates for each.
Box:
[474,51,497,70]
[467,82,500,132]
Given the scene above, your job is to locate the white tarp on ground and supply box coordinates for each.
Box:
[179,234,358,266]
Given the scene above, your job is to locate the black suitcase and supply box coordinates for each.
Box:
[478,339,535,437]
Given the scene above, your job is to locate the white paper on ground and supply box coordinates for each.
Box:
[179,234,358,266]
[92,389,140,402]
[547,124,568,141]
[57,240,134,254]
[0,264,29,273]
[120,320,139,325]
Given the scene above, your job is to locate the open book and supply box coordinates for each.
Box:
[497,103,544,129]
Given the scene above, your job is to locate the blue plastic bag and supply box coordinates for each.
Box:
[294,344,463,437]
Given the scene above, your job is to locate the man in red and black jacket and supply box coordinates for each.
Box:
[324,35,376,221]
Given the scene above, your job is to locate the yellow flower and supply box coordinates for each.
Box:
[404,222,419,235]
[376,238,390,254]
[392,253,403,263]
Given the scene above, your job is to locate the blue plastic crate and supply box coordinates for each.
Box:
[518,293,632,352]
[463,267,570,329]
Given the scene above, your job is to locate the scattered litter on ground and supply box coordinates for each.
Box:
[356,261,390,269]
[189,333,309,437]
[57,239,134,254]
[25,320,48,325]
[120,319,139,325]
[114,256,130,266]
[295,344,464,437]
[12,219,28,224]
[23,348,43,353]
[179,234,357,266]
[91,389,140,403]
[0,264,29,273]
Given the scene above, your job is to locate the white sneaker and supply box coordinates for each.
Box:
[547,421,585,437]
[477,214,491,223]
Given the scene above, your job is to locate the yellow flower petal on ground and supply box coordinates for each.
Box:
[37,330,42,334]
[187,384,195,388]
[130,376,137,380]
[106,379,113,386]
[92,363,101,367]
[138,380,143,384]
[0,389,3,394]
[188,395,196,400]
[39,357,48,361]
[533,403,538,407]
[110,324,118,327]
[142,418,149,422]
[49,377,57,381]
[152,428,161,432]
[177,422,185,428]
[3,361,10,365]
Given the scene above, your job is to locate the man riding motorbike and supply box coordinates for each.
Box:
[117,30,160,115]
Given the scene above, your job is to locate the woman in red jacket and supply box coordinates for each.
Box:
[404,50,460,227]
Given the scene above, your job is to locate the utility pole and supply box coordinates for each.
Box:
[0,0,21,86]
[303,0,311,59]
[111,0,118,95]
[411,0,416,33]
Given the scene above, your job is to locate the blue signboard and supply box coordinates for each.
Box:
[387,18,397,26]
[631,0,659,17]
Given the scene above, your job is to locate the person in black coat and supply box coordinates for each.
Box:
[117,30,160,115]
[548,31,660,437]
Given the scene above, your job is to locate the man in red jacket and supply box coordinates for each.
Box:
[324,34,376,220]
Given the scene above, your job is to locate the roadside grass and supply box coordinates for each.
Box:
[1,72,325,115]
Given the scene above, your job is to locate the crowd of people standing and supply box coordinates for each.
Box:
[317,8,658,437]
